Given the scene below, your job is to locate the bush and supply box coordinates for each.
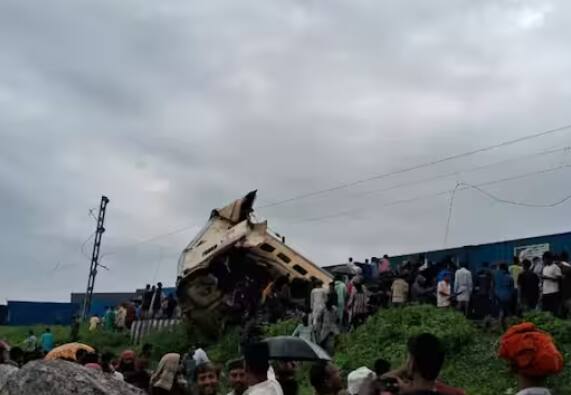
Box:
[264,319,298,338]
[521,311,571,344]
[335,305,475,374]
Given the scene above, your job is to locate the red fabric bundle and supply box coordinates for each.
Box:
[498,322,564,377]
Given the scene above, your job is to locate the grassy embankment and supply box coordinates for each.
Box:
[2,306,570,395]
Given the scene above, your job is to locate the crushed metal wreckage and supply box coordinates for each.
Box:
[176,191,332,334]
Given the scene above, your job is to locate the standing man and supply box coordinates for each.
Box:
[531,257,544,282]
[495,263,515,329]
[310,280,327,327]
[243,342,283,395]
[70,315,81,341]
[193,343,210,366]
[333,276,347,325]
[509,257,523,290]
[309,361,344,395]
[437,274,451,308]
[518,260,540,311]
[556,252,571,318]
[115,304,127,331]
[390,276,409,306]
[22,330,37,355]
[165,294,178,319]
[346,257,362,277]
[39,328,54,355]
[454,263,473,316]
[227,359,248,395]
[126,302,137,329]
[378,255,391,275]
[152,283,164,318]
[141,284,152,320]
[89,315,101,331]
[103,306,115,331]
[542,252,562,316]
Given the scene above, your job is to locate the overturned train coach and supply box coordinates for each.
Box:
[176,191,332,333]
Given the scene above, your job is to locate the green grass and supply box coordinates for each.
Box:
[0,324,132,356]
[0,325,70,347]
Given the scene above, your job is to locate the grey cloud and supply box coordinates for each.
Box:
[1,0,571,302]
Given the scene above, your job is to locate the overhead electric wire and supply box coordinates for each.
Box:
[80,232,96,259]
[348,145,571,199]
[258,123,571,210]
[460,182,571,208]
[290,163,571,225]
[97,127,571,257]
[443,183,461,247]
[103,223,198,257]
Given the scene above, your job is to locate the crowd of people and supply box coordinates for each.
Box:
[309,251,571,333]
[87,282,181,333]
[1,321,565,395]
[1,251,570,394]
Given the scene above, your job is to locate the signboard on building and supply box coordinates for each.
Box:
[514,243,550,261]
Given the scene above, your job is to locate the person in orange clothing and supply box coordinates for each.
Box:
[498,322,564,395]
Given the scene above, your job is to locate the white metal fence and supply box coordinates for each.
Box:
[130,318,181,344]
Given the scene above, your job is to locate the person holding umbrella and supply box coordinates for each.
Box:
[244,342,283,395]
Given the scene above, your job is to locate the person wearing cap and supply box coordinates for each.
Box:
[347,367,375,395]
[498,322,563,395]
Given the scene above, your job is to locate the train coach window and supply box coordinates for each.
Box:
[260,243,275,252]
[202,244,218,256]
[277,253,291,263]
[293,264,308,275]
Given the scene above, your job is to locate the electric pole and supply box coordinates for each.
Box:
[81,195,110,320]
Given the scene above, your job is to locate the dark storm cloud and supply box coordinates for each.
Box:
[1,0,571,302]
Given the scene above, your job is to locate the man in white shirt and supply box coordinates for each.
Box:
[437,274,451,308]
[193,345,210,365]
[541,252,562,316]
[454,264,473,316]
[244,343,283,395]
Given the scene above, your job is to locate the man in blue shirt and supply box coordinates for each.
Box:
[494,263,515,329]
[40,328,54,354]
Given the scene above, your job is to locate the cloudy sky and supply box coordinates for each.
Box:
[2,0,571,303]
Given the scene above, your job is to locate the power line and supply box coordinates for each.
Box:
[103,223,198,257]
[290,163,571,225]
[460,182,571,208]
[80,232,96,259]
[282,145,569,223]
[443,183,461,247]
[259,123,571,210]
[97,140,571,258]
[348,145,571,200]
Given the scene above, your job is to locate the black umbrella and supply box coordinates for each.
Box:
[263,336,331,362]
[331,265,358,276]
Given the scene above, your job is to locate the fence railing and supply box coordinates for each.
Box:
[130,318,181,344]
